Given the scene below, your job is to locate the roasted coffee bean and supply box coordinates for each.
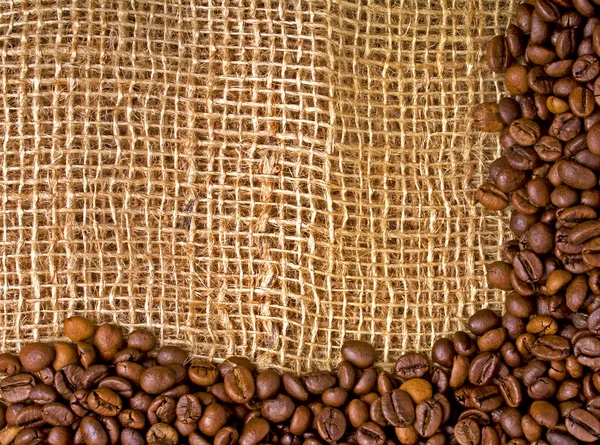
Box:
[513,251,543,283]
[356,422,385,445]
[146,395,176,425]
[112,348,142,364]
[337,361,356,392]
[146,422,178,445]
[506,65,530,95]
[47,426,73,445]
[42,403,76,426]
[76,342,97,369]
[64,317,96,342]
[87,388,123,417]
[304,372,336,395]
[569,86,595,117]
[139,366,176,395]
[126,329,156,353]
[478,183,509,210]
[19,343,55,373]
[316,407,346,443]
[565,408,600,442]
[341,341,376,369]
[198,403,227,436]
[53,343,79,371]
[118,409,146,430]
[187,361,218,387]
[468,309,501,336]
[261,394,295,423]
[283,373,310,402]
[582,237,600,266]
[394,353,428,379]
[550,113,582,141]
[468,352,500,386]
[93,325,123,362]
[0,373,35,403]
[223,366,255,403]
[399,378,432,404]
[380,389,414,427]
[29,383,58,404]
[510,118,542,145]
[414,399,443,438]
[529,66,554,95]
[115,362,144,387]
[558,205,598,227]
[431,338,456,368]
[354,368,377,396]
[487,35,512,73]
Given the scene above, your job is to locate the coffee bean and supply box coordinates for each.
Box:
[505,66,530,95]
[316,407,346,443]
[354,368,377,395]
[283,373,310,402]
[473,102,505,132]
[93,325,123,362]
[347,399,369,429]
[565,408,600,442]
[356,422,385,445]
[304,372,336,395]
[558,160,597,190]
[146,423,178,445]
[570,86,596,117]
[87,388,123,417]
[394,353,428,379]
[42,403,76,426]
[126,329,156,353]
[487,36,512,73]
[140,367,176,395]
[19,343,55,373]
[399,379,432,404]
[528,66,554,94]
[549,113,582,141]
[582,237,600,266]
[414,399,443,438]
[223,366,255,403]
[468,309,501,336]
[76,342,97,370]
[573,54,600,82]
[468,352,500,386]
[510,118,542,145]
[341,340,376,369]
[378,389,414,427]
[513,251,543,283]
[477,183,509,210]
[260,394,295,423]
[0,373,35,403]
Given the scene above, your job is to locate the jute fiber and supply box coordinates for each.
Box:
[0,0,515,371]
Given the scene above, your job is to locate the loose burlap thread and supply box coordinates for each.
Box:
[0,0,514,372]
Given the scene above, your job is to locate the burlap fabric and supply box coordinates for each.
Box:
[0,0,514,372]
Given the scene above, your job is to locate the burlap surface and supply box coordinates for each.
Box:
[0,0,514,372]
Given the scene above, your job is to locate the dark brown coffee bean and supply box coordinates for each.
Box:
[558,205,598,227]
[80,416,109,445]
[487,35,512,73]
[499,98,522,126]
[140,366,176,395]
[454,418,481,445]
[380,389,414,427]
[468,309,501,336]
[87,388,123,417]
[568,221,600,246]
[505,66,530,95]
[414,399,443,438]
[251,369,280,400]
[126,328,156,353]
[93,325,123,362]
[468,352,499,386]
[304,372,336,395]
[64,317,95,342]
[545,59,573,77]
[535,0,560,22]
[337,361,356,392]
[19,343,55,373]
[346,399,369,429]
[0,373,35,403]
[29,383,58,404]
[118,409,146,430]
[111,348,141,365]
[196,403,227,437]
[354,368,377,395]
[549,113,582,141]
[512,188,539,215]
[146,423,178,445]
[341,340,375,369]
[565,408,600,442]
[213,427,238,445]
[146,395,176,425]
[570,86,596,117]
[185,361,217,387]
[534,136,562,162]
[582,237,600,267]
[42,403,76,426]
[478,183,509,210]
[528,66,554,94]
[75,342,96,370]
[558,160,597,190]
[516,4,534,33]
[223,366,255,403]
[356,422,385,445]
[453,331,477,357]
[315,407,346,443]
[527,178,552,207]
[500,407,524,439]
[47,426,73,445]
[588,122,600,156]
[155,346,188,367]
[431,338,456,368]
[14,427,45,445]
[510,118,541,146]
[114,362,143,387]
[121,427,144,445]
[506,24,526,57]
[259,393,295,423]
[528,376,557,399]
[513,251,543,283]
[531,335,571,361]
[473,102,505,132]
[0,353,20,377]
[321,387,347,407]
[557,29,579,60]
[394,353,428,379]
[573,54,600,82]
[283,373,310,402]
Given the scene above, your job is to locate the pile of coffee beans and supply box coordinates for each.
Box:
[1,310,600,445]
[472,0,600,444]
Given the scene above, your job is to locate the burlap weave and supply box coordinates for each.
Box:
[0,0,514,372]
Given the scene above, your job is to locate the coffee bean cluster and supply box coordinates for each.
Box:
[474,0,600,444]
[2,311,600,445]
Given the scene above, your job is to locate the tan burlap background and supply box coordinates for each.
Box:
[0,0,515,372]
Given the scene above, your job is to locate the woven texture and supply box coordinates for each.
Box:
[0,0,513,372]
